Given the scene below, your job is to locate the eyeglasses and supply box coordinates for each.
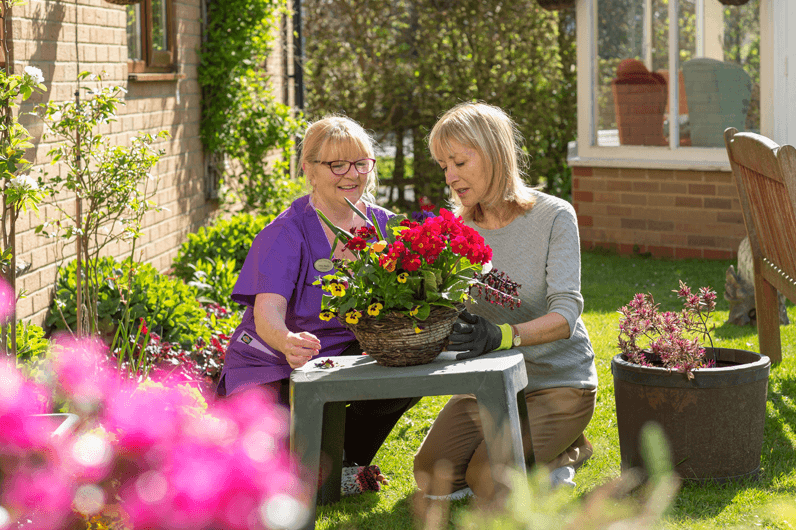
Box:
[317,158,376,176]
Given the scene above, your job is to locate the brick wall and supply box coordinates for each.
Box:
[572,166,746,259]
[7,0,293,325]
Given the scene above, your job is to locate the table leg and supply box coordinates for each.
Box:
[516,388,535,467]
[475,378,527,490]
[290,387,325,530]
[318,401,346,505]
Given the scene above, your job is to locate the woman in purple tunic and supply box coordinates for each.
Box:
[217,116,418,494]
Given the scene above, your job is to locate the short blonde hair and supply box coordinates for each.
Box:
[428,102,536,221]
[299,115,378,198]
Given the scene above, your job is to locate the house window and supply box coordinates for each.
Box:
[127,0,175,73]
[572,0,761,169]
[596,0,759,148]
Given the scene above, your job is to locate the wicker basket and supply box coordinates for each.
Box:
[343,305,462,367]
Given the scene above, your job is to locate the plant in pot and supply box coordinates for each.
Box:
[612,281,770,483]
[314,200,510,367]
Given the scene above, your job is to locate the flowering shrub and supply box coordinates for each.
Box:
[115,303,237,392]
[0,335,308,530]
[315,201,492,326]
[617,280,718,378]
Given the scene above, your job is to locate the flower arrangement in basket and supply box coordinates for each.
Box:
[314,200,493,367]
[617,280,718,378]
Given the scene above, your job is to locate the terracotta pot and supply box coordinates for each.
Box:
[611,347,769,482]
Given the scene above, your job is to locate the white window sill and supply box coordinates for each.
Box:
[566,140,732,172]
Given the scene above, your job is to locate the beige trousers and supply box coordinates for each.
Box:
[413,386,597,499]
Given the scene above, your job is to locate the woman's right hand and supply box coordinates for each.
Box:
[282,331,322,369]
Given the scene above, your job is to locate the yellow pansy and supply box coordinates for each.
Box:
[367,302,383,316]
[414,326,422,334]
[409,305,420,316]
[319,310,336,321]
[397,272,409,284]
[330,283,346,297]
[345,310,362,325]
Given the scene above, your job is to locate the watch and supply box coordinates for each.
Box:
[511,325,522,347]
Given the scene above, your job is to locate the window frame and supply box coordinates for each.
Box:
[0,12,10,71]
[127,0,177,75]
[571,0,770,171]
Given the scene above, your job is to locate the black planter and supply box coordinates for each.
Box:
[719,0,750,5]
[612,347,769,482]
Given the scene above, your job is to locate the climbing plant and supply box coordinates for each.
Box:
[0,0,47,355]
[198,0,305,213]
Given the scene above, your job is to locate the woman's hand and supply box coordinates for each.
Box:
[253,293,323,369]
[282,331,322,369]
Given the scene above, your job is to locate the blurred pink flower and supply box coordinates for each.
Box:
[50,335,119,409]
[0,277,13,323]
[0,361,50,450]
[104,386,184,454]
[3,465,74,530]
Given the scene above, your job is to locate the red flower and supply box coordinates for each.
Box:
[450,235,469,255]
[346,236,367,251]
[402,254,422,272]
[353,226,376,239]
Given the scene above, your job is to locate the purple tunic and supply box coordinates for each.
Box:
[218,195,393,396]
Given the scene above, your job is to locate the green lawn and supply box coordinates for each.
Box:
[315,250,796,529]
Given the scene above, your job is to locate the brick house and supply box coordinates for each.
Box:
[6,0,297,325]
[568,0,793,260]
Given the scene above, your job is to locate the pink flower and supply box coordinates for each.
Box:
[0,277,13,322]
[50,335,119,410]
[0,361,50,450]
[3,466,75,529]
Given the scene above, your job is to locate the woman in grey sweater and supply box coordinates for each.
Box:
[413,102,598,501]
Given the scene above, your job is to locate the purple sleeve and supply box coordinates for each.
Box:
[231,221,304,308]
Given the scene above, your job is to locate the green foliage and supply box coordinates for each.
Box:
[186,257,239,308]
[0,62,47,354]
[37,73,168,337]
[48,257,208,346]
[15,320,48,364]
[171,212,273,282]
[198,0,306,212]
[304,1,577,202]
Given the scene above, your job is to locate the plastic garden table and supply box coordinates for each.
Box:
[289,349,532,530]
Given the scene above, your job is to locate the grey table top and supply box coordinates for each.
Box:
[290,349,527,391]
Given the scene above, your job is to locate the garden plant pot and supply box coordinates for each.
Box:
[612,347,769,482]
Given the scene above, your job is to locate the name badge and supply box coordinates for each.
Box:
[314,258,334,272]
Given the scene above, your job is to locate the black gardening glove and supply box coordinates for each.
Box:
[447,310,503,360]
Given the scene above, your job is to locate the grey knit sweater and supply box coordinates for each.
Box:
[467,190,598,392]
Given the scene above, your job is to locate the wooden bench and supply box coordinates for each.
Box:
[724,128,796,363]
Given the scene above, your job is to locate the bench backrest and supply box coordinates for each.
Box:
[724,127,796,362]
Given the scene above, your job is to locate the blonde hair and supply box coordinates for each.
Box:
[299,115,378,198]
[428,102,536,221]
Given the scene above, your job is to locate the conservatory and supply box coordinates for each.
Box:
[568,0,795,258]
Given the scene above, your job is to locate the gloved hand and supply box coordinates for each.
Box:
[447,310,510,360]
